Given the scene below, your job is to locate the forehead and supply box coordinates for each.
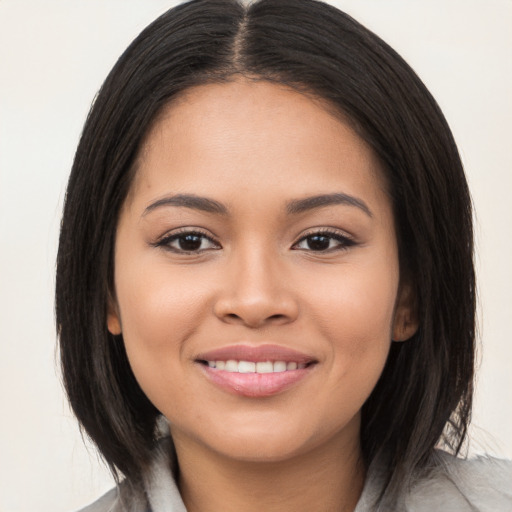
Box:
[129,79,388,213]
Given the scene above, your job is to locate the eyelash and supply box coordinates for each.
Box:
[293,228,356,253]
[153,228,356,254]
[153,228,220,254]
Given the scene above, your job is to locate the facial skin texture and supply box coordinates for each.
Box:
[108,80,417,512]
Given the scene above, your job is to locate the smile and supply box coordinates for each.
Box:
[203,360,308,373]
[195,344,317,397]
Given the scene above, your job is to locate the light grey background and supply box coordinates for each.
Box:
[0,1,511,511]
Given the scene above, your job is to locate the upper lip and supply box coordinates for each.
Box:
[195,344,317,364]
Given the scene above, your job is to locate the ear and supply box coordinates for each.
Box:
[107,296,122,335]
[392,282,418,342]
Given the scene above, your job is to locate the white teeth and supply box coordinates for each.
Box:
[206,359,308,373]
[273,361,287,372]
[238,361,256,373]
[225,360,238,372]
[256,361,273,373]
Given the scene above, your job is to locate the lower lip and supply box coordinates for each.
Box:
[198,364,314,397]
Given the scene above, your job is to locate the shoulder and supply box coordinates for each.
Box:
[405,451,512,511]
[76,487,118,512]
[75,434,182,512]
[76,482,148,512]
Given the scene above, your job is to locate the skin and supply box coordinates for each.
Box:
[108,79,417,512]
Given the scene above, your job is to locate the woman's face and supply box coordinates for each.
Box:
[108,80,416,463]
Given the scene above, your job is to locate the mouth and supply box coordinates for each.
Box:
[195,344,317,397]
[198,360,310,372]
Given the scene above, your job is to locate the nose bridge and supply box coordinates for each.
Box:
[235,240,276,289]
[214,238,298,327]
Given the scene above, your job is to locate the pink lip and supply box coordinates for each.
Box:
[195,344,317,398]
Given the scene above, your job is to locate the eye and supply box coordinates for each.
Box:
[155,230,220,253]
[292,230,355,252]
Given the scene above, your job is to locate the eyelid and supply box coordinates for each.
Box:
[151,226,356,254]
[292,227,356,251]
[152,227,221,252]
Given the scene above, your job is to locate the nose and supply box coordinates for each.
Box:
[213,245,299,329]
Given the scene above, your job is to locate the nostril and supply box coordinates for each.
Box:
[214,298,299,328]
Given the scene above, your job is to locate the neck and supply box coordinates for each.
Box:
[174,433,365,512]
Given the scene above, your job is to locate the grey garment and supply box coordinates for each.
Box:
[78,440,512,512]
[354,450,512,512]
[78,438,185,512]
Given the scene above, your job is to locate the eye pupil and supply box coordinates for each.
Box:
[307,235,330,251]
[179,234,202,251]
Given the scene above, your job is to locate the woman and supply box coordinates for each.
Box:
[56,0,511,510]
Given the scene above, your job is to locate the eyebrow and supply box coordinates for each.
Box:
[286,193,373,217]
[143,194,228,216]
[143,192,372,218]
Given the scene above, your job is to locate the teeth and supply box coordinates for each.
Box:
[238,361,256,373]
[256,361,273,373]
[225,360,238,372]
[273,361,287,372]
[206,360,308,373]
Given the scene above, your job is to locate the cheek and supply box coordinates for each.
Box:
[307,262,398,338]
[303,258,398,379]
[115,237,217,332]
[114,259,211,396]
[307,277,395,422]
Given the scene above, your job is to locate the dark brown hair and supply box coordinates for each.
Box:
[56,0,475,505]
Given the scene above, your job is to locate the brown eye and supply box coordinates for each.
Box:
[156,230,220,253]
[293,230,355,252]
[305,235,331,251]
[176,234,204,251]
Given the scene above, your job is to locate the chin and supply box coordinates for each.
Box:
[203,417,353,465]
[169,416,314,464]
[215,435,311,464]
